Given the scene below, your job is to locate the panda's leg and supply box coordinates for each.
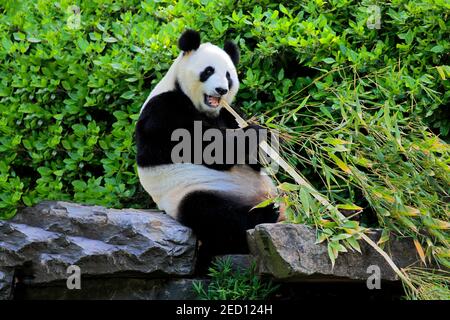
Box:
[177,190,279,267]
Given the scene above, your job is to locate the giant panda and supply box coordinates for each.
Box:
[136,30,281,258]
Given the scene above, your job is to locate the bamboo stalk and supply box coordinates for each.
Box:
[220,99,417,293]
[360,233,416,290]
[221,100,344,218]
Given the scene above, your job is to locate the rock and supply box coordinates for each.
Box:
[21,278,207,300]
[0,201,197,299]
[213,255,255,272]
[247,224,420,282]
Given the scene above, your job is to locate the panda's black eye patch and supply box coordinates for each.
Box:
[200,66,215,82]
[226,71,233,89]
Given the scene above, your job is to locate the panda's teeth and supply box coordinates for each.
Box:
[207,95,220,107]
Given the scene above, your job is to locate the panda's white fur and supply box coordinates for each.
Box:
[138,164,276,219]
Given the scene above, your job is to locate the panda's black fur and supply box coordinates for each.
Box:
[223,40,240,66]
[136,30,279,259]
[178,29,201,52]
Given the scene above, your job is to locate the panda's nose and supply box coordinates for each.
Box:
[215,87,228,96]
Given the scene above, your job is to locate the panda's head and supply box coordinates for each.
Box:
[175,30,240,116]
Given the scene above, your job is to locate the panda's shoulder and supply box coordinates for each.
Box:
[141,90,193,119]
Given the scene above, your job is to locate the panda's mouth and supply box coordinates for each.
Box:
[204,94,221,108]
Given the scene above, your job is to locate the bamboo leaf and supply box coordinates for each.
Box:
[327,242,337,269]
[299,188,310,217]
[397,215,418,233]
[413,239,427,265]
[331,233,352,241]
[346,237,362,253]
[251,198,274,210]
[328,153,352,174]
[316,231,329,244]
[285,95,310,123]
[377,229,390,247]
[352,155,373,168]
[436,66,446,80]
[402,206,421,217]
[337,203,363,211]
[278,182,301,191]
[323,137,352,146]
[341,220,359,229]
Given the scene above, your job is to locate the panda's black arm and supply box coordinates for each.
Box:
[136,112,176,167]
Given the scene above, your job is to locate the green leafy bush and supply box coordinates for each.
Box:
[193,258,278,300]
[0,0,448,218]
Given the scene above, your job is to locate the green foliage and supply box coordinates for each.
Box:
[192,258,278,300]
[0,0,448,218]
[258,65,449,295]
[404,268,450,300]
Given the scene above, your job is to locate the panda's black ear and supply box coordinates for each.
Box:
[224,40,239,66]
[178,30,201,52]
